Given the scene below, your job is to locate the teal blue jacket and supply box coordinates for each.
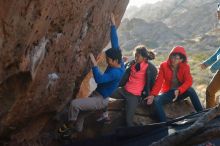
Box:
[203,48,220,73]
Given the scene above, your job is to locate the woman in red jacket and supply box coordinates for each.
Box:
[146,46,203,122]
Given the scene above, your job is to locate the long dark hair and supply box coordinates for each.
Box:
[134,45,155,60]
[133,45,155,71]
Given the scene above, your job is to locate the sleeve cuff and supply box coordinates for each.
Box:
[203,61,211,67]
[111,25,116,29]
[92,66,99,73]
[210,66,218,73]
[178,87,184,95]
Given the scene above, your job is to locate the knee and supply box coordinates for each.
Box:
[153,96,161,106]
[70,99,79,108]
[186,87,196,94]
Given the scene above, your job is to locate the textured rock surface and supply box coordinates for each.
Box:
[0,0,128,145]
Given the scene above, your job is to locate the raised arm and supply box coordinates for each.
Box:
[203,48,220,67]
[110,13,119,50]
[210,60,220,73]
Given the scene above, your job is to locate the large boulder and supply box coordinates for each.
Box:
[0,0,129,145]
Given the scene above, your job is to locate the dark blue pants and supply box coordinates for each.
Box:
[153,87,203,122]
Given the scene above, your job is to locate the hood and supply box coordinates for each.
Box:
[168,46,187,62]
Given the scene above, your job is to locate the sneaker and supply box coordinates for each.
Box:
[60,128,77,139]
[58,123,71,134]
[96,111,111,124]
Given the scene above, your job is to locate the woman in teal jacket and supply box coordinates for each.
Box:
[201,48,220,108]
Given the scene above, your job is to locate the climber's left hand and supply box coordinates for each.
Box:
[89,53,98,66]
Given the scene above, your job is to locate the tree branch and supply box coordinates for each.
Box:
[150,105,220,146]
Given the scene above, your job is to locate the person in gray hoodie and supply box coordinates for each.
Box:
[201,48,220,108]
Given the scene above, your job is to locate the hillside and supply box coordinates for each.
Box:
[120,0,219,53]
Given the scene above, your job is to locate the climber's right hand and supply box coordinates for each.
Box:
[111,13,116,25]
[89,53,98,66]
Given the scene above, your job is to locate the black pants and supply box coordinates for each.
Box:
[111,87,141,127]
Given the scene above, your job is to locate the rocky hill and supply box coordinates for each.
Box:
[118,18,183,52]
[120,0,219,52]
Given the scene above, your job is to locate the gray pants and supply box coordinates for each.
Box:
[111,87,140,127]
[68,91,109,131]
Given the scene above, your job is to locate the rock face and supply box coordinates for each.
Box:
[0,0,128,145]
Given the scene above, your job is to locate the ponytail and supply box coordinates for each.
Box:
[134,45,155,60]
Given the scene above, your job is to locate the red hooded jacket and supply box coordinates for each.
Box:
[150,46,193,96]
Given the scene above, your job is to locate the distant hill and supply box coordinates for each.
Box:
[119,0,219,53]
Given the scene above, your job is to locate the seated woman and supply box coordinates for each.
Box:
[59,13,125,134]
[146,46,203,122]
[111,45,157,127]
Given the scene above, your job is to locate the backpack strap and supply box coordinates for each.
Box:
[141,62,158,100]
[118,60,135,87]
